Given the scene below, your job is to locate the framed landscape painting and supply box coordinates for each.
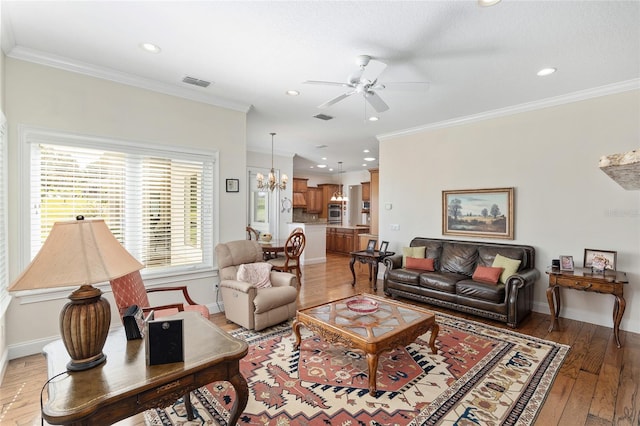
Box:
[442,187,514,239]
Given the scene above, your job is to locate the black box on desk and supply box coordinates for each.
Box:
[145,318,184,365]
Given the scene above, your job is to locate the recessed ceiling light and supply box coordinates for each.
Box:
[368,116,379,122]
[363,149,370,153]
[321,157,327,160]
[317,164,327,168]
[364,157,376,162]
[537,67,557,77]
[140,42,161,53]
[286,90,300,96]
[329,168,334,172]
[477,0,501,6]
[362,164,367,167]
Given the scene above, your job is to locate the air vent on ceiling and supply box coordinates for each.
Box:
[313,113,334,121]
[182,76,212,88]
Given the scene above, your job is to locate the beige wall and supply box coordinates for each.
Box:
[4,58,247,357]
[379,89,640,334]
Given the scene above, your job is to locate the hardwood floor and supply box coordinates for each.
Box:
[1,253,637,425]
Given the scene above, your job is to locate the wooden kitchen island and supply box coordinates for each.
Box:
[326,225,369,255]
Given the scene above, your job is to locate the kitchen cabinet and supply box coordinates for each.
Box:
[293,178,308,208]
[326,226,369,255]
[318,184,339,218]
[361,182,371,202]
[306,187,323,214]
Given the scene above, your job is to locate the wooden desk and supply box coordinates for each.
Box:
[546,267,628,348]
[349,250,395,291]
[292,294,438,396]
[42,312,249,425]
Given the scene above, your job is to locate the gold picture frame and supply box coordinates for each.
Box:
[442,187,514,239]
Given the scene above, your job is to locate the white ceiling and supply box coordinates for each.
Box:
[2,1,639,175]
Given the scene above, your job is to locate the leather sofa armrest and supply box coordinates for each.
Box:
[219,279,255,293]
[506,268,539,289]
[383,254,403,270]
[270,271,297,288]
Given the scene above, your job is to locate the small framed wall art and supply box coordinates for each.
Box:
[226,178,239,193]
[559,255,574,271]
[583,249,616,271]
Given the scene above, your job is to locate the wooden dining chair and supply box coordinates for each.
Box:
[246,226,259,240]
[267,230,305,285]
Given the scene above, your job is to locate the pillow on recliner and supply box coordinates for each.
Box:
[237,262,272,288]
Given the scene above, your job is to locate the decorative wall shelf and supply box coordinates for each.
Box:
[599,149,640,190]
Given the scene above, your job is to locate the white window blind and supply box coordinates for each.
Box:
[25,129,215,274]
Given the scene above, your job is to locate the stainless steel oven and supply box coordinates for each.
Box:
[328,203,342,224]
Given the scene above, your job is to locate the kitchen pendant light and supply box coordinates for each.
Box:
[256,132,288,191]
[330,161,349,202]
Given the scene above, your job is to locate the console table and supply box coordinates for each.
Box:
[42,312,249,425]
[349,250,395,291]
[546,267,628,348]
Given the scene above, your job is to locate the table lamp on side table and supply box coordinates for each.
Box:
[9,216,143,371]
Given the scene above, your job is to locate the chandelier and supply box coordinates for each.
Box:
[330,161,349,202]
[256,132,288,191]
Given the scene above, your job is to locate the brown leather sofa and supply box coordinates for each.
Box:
[383,237,538,328]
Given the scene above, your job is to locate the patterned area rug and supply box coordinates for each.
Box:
[144,312,569,425]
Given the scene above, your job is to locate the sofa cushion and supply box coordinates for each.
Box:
[456,279,505,303]
[402,246,426,267]
[477,246,525,268]
[405,257,435,271]
[418,271,466,294]
[492,254,522,284]
[411,240,443,269]
[472,265,504,284]
[440,243,478,276]
[237,262,272,288]
[387,267,421,285]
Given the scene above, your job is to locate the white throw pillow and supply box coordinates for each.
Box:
[237,263,273,288]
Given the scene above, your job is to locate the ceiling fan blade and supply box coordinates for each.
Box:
[376,82,430,91]
[360,59,387,83]
[303,80,351,87]
[318,91,355,109]
[365,91,389,113]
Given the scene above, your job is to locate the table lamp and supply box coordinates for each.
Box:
[9,216,143,371]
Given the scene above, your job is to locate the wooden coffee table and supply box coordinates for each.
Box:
[292,294,439,396]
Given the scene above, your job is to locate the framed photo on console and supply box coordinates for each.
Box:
[583,249,616,271]
[379,241,389,254]
[559,255,574,271]
[366,239,377,252]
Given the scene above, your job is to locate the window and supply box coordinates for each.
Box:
[0,113,8,312]
[23,128,215,275]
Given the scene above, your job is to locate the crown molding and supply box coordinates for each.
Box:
[6,46,252,113]
[377,79,640,141]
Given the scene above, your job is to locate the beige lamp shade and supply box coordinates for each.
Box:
[10,218,144,292]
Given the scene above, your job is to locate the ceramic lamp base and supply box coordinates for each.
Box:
[60,284,111,371]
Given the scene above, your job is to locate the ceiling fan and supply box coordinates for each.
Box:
[304,55,430,113]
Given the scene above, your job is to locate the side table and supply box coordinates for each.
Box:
[349,250,395,291]
[546,267,628,348]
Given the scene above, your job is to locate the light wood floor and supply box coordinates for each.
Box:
[1,253,638,425]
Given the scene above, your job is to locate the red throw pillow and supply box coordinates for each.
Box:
[472,265,504,284]
[405,257,435,271]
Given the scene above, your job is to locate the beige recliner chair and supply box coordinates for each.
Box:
[215,240,298,330]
